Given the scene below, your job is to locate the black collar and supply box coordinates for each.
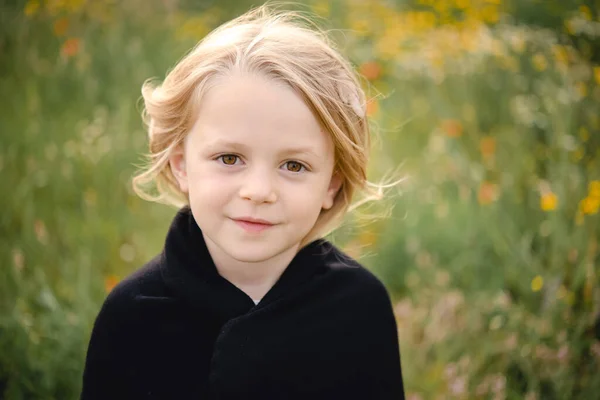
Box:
[160,206,331,322]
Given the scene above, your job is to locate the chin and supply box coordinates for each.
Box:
[224,243,284,263]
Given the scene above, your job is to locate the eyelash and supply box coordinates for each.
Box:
[215,154,308,173]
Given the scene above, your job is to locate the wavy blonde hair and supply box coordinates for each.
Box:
[133,3,390,246]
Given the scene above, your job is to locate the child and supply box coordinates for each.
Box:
[81,4,405,399]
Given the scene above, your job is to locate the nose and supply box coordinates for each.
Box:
[238,166,278,203]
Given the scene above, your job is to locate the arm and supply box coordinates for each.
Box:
[80,286,136,400]
[369,287,406,399]
[353,275,406,400]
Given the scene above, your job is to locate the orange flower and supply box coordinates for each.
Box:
[358,230,377,246]
[61,38,80,57]
[479,136,496,158]
[104,275,119,293]
[441,119,463,138]
[53,17,69,37]
[359,61,382,81]
[477,181,498,205]
[366,98,379,116]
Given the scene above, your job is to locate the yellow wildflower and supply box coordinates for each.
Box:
[481,5,500,24]
[358,230,377,246]
[589,181,600,198]
[531,275,543,292]
[571,148,584,162]
[375,34,400,60]
[580,196,600,215]
[176,16,212,41]
[532,53,548,71]
[455,0,469,10]
[311,1,330,17]
[421,11,437,30]
[540,192,558,211]
[593,66,600,85]
[580,5,593,21]
[24,0,40,17]
[552,45,569,66]
[576,81,588,98]
[348,17,371,36]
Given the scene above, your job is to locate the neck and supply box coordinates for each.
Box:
[202,232,300,301]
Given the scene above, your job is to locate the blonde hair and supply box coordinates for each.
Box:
[133,3,390,246]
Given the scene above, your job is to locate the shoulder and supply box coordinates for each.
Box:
[82,256,169,397]
[319,241,393,307]
[95,253,167,321]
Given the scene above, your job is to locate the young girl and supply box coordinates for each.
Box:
[81,5,405,399]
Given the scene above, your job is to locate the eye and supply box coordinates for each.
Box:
[284,161,306,173]
[217,154,240,165]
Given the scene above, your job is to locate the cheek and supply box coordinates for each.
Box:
[187,166,234,205]
[284,179,330,212]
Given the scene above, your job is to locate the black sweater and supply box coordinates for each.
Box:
[80,207,406,399]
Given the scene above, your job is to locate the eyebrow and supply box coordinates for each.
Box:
[204,139,320,159]
[204,139,250,152]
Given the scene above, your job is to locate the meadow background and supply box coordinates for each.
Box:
[1,0,599,398]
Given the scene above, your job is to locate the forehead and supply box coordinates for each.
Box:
[189,73,332,153]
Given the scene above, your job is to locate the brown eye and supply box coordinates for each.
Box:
[285,161,304,172]
[220,155,238,165]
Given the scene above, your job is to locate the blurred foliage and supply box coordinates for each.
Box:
[0,0,599,399]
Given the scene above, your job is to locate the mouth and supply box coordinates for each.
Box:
[231,218,276,233]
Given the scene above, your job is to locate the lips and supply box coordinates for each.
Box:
[232,218,275,233]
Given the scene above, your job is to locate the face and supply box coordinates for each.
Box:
[170,73,342,263]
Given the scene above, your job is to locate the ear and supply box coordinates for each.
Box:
[322,172,343,210]
[169,145,189,194]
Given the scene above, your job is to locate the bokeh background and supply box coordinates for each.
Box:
[1,0,600,398]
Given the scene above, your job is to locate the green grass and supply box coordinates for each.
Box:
[1,0,599,398]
